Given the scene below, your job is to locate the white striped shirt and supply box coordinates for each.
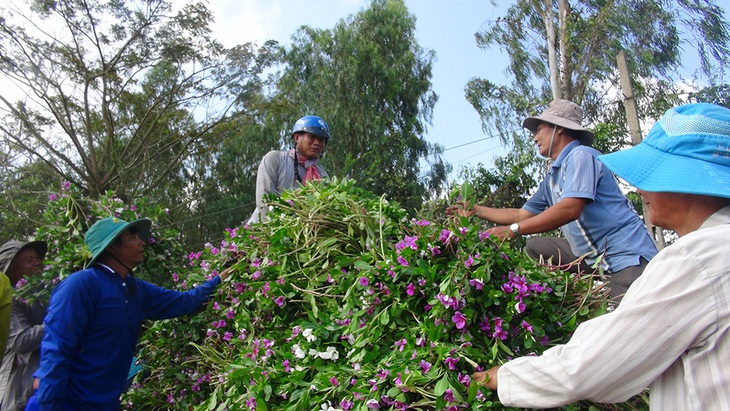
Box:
[498,206,730,410]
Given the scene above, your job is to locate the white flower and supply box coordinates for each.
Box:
[292,344,305,359]
[309,348,319,357]
[318,346,339,361]
[320,403,343,411]
[303,328,317,342]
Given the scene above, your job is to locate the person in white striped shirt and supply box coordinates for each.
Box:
[473,102,730,410]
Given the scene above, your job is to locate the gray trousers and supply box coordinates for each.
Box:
[525,237,649,302]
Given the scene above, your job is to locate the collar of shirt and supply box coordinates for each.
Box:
[550,140,581,171]
[700,205,730,229]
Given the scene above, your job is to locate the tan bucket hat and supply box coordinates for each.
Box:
[522,99,595,146]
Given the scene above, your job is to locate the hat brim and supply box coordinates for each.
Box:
[85,218,151,268]
[21,241,48,261]
[598,143,730,199]
[523,116,595,146]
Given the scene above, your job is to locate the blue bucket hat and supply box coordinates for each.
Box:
[598,103,730,198]
[84,217,151,268]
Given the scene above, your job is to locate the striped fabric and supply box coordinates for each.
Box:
[497,206,730,410]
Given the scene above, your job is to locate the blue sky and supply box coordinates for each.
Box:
[186,0,514,183]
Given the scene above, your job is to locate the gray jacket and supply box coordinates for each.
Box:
[248,150,328,223]
[0,298,45,411]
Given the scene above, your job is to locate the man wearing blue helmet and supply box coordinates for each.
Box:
[473,103,730,410]
[248,115,331,223]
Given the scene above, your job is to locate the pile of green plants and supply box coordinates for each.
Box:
[120,178,611,410]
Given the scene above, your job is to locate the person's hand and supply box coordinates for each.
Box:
[473,365,499,390]
[487,226,515,240]
[446,200,475,218]
[219,266,233,282]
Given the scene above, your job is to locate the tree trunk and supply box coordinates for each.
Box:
[543,0,562,100]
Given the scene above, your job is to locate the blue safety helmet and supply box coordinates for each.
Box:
[292,115,331,140]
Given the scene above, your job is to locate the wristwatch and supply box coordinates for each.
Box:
[509,223,520,237]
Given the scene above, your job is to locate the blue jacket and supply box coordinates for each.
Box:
[34,265,221,410]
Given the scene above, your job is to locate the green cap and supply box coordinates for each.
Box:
[85,217,151,268]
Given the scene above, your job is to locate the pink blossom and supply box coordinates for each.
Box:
[444,357,458,370]
[451,311,467,329]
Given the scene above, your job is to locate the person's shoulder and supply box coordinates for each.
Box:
[54,267,102,291]
[568,144,601,158]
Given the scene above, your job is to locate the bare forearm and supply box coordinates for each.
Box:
[473,205,532,225]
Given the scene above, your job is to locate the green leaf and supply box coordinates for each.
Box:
[434,374,450,396]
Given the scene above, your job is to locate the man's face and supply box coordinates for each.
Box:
[532,122,557,158]
[637,190,686,232]
[108,230,146,267]
[8,248,43,280]
[294,132,327,160]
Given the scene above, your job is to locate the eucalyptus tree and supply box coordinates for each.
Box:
[0,0,272,206]
[466,0,729,150]
[269,0,448,213]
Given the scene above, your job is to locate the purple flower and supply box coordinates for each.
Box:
[419,360,431,374]
[359,277,370,287]
[492,317,508,340]
[282,359,291,372]
[469,278,484,290]
[406,282,415,296]
[394,338,407,352]
[246,397,257,410]
[444,356,458,370]
[273,296,286,307]
[48,194,57,201]
[521,320,533,333]
[451,311,467,329]
[412,219,430,226]
[437,294,458,310]
[444,388,455,403]
[459,226,468,235]
[464,255,474,268]
[439,229,452,243]
[516,300,526,313]
[340,399,354,410]
[395,235,418,253]
[457,372,471,386]
[397,255,409,266]
[479,318,491,333]
[61,181,71,190]
[223,332,232,341]
[330,376,339,386]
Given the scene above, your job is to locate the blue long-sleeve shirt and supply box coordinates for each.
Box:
[34,265,221,410]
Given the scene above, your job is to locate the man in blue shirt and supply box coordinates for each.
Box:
[449,99,657,301]
[31,217,231,410]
